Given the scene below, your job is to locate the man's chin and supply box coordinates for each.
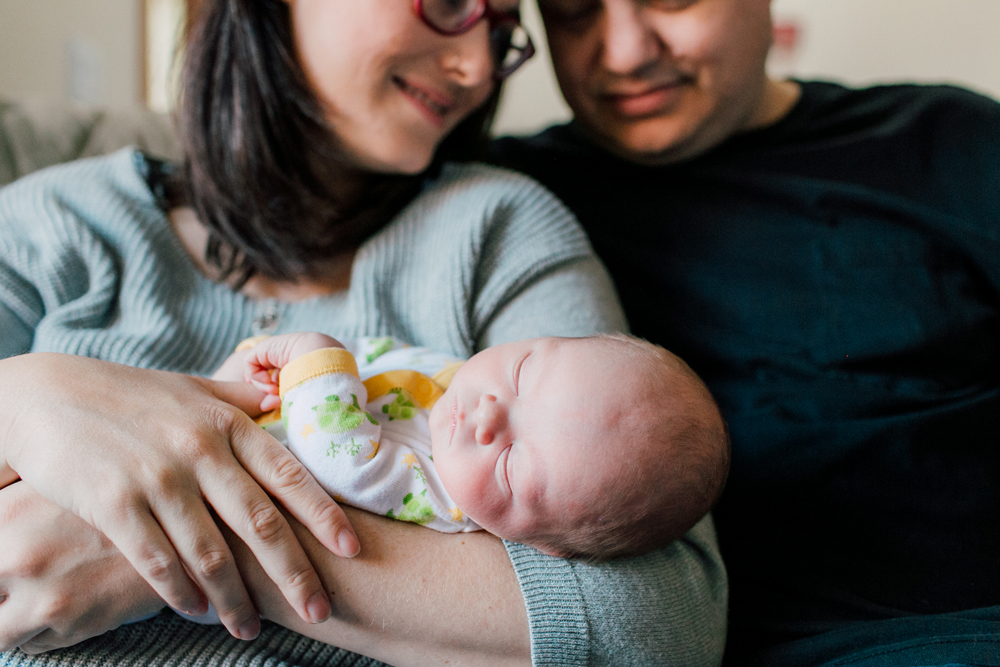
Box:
[588,119,703,166]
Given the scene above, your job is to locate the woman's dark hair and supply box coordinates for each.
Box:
[176,0,500,285]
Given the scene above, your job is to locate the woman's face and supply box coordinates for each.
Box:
[288,0,503,174]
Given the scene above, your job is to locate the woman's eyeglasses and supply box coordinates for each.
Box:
[413,0,536,80]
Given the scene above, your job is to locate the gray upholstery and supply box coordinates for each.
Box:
[0,99,179,186]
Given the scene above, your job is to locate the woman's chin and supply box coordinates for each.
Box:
[345,137,437,175]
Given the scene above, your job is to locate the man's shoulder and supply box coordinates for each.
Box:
[790,80,1000,140]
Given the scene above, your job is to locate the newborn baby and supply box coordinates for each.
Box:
[224,332,729,560]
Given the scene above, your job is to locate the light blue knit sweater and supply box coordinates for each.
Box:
[0,149,726,667]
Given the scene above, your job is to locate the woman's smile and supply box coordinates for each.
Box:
[393,75,456,127]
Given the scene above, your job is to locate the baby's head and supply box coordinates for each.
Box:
[428,334,729,560]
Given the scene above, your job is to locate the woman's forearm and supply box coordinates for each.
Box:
[226,507,531,667]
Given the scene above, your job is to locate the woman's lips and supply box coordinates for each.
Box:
[603,80,687,118]
[394,76,453,127]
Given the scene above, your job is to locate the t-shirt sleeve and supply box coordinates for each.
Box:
[505,515,727,667]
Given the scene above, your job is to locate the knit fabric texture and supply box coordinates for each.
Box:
[0,149,726,666]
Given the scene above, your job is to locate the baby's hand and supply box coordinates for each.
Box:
[242,333,345,412]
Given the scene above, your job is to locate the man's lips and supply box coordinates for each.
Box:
[601,79,689,117]
[393,76,454,127]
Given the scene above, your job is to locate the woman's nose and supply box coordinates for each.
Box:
[474,394,507,445]
[439,22,494,87]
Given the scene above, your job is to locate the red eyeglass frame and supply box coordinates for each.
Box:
[412,0,536,78]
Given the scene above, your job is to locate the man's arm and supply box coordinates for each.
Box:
[225,506,531,667]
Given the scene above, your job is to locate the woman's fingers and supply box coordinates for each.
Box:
[0,481,165,654]
[228,409,361,559]
[205,377,360,559]
[200,455,332,626]
[149,495,261,639]
[94,503,207,618]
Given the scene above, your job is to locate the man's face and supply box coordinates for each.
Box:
[539,0,774,163]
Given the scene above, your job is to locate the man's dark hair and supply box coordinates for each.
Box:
[176,0,500,286]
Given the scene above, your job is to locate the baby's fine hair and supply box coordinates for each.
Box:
[546,334,730,562]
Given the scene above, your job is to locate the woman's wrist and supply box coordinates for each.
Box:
[224,506,531,667]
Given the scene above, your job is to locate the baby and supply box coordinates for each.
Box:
[221,332,729,560]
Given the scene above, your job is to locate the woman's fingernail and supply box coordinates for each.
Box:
[187,597,208,616]
[238,617,261,640]
[337,530,360,557]
[306,591,331,623]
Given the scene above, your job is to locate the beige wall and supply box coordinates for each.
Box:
[771,0,1000,99]
[0,0,141,108]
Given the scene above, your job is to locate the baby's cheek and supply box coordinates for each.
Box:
[439,456,488,521]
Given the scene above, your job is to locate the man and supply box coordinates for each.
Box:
[492,0,1000,665]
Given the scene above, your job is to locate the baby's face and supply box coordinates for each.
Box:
[428,337,642,554]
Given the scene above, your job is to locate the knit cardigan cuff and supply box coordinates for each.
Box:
[504,540,589,667]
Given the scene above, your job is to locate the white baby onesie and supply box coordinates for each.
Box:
[261,337,481,533]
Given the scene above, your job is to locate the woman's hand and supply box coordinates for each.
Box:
[0,481,163,654]
[0,353,360,640]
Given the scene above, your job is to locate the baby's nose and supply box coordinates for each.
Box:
[474,394,506,445]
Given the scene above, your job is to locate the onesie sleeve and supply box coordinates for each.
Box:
[278,347,385,500]
[278,348,478,532]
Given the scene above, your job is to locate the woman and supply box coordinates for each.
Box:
[0,0,726,664]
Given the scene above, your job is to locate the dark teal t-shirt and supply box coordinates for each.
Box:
[492,81,1000,663]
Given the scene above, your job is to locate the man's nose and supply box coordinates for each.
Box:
[600,0,662,74]
[474,394,507,445]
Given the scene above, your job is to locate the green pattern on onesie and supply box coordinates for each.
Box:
[366,337,395,363]
[314,394,378,433]
[382,387,420,421]
[387,490,435,525]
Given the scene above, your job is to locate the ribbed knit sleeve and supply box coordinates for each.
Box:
[506,515,727,667]
[0,149,261,371]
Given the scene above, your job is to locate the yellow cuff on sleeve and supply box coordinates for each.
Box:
[363,370,446,409]
[278,347,360,397]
